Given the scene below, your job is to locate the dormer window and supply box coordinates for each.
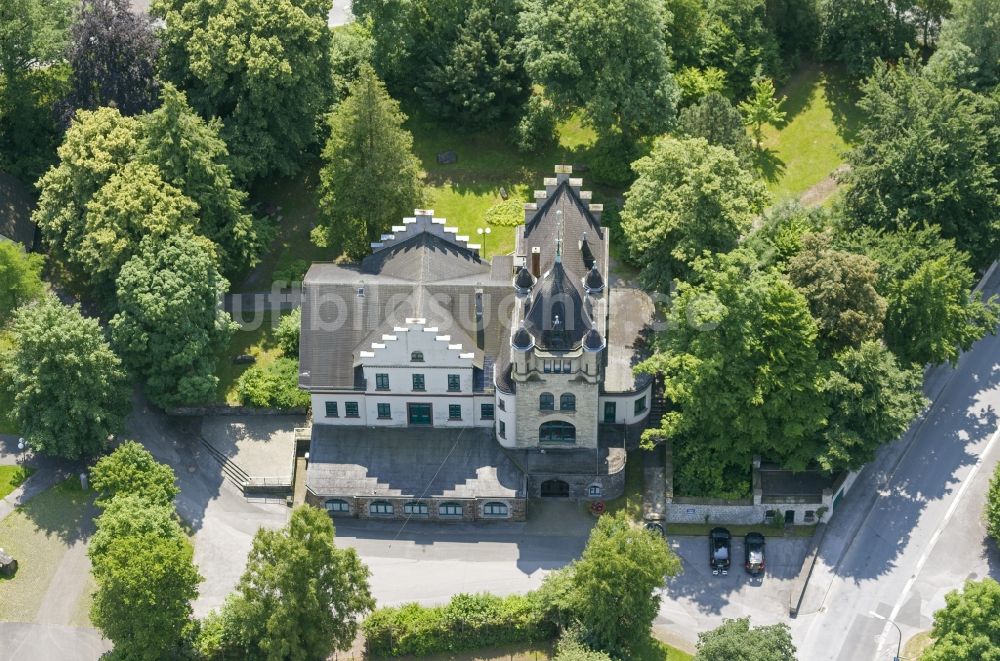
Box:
[411,351,424,362]
[357,287,365,297]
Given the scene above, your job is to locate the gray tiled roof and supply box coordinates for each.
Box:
[299,230,513,391]
[306,425,525,498]
[522,179,605,278]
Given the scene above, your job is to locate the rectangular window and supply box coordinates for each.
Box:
[634,396,647,415]
[325,401,339,418]
[588,485,602,497]
[412,374,425,391]
[369,502,393,515]
[377,403,391,419]
[499,421,506,438]
[404,502,428,515]
[543,360,552,373]
[603,401,616,423]
[498,399,506,411]
[447,374,460,392]
[439,503,463,516]
[484,502,508,516]
[553,360,562,374]
[407,403,432,425]
[375,373,389,390]
[345,401,359,418]
[563,360,572,373]
[481,403,495,420]
[449,404,462,420]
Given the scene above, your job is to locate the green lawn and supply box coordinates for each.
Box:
[0,465,33,500]
[214,311,289,404]
[605,449,646,522]
[0,477,94,622]
[756,64,863,205]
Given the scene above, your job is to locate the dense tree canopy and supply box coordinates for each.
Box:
[536,512,681,658]
[937,0,999,89]
[318,65,423,258]
[842,57,1000,269]
[0,0,73,179]
[417,0,528,127]
[0,241,44,319]
[139,84,259,275]
[819,0,914,78]
[90,441,180,508]
[698,0,783,98]
[636,250,826,495]
[519,0,679,141]
[676,92,754,165]
[787,232,886,350]
[842,225,999,366]
[153,0,334,182]
[110,231,236,408]
[621,136,768,289]
[1,294,129,459]
[739,77,786,148]
[200,505,374,660]
[694,618,797,661]
[820,341,926,471]
[62,0,159,118]
[33,107,140,279]
[89,494,201,659]
[924,579,1000,661]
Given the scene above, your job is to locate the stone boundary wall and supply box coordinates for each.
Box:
[168,405,309,416]
[305,490,527,522]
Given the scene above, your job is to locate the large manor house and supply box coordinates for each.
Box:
[298,166,656,521]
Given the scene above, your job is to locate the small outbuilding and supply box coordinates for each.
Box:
[0,548,17,578]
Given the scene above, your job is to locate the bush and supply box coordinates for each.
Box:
[362,593,555,657]
[485,200,524,228]
[588,132,641,188]
[235,358,309,409]
[554,628,614,661]
[986,463,1000,544]
[513,93,558,154]
[275,309,301,357]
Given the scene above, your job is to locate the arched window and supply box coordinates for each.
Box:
[411,351,424,362]
[439,502,463,516]
[404,501,428,516]
[539,392,554,411]
[483,502,509,516]
[560,393,576,411]
[540,421,576,443]
[325,499,349,513]
[369,501,393,515]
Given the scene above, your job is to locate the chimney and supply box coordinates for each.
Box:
[531,247,541,278]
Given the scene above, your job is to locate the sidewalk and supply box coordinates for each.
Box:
[0,468,67,521]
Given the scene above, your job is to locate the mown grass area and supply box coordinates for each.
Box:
[756,64,864,205]
[0,477,94,622]
[214,311,289,405]
[0,465,33,500]
[903,631,933,659]
[605,449,647,522]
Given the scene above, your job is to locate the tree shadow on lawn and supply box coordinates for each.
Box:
[820,67,866,145]
[19,477,95,546]
[753,147,787,184]
[772,63,824,130]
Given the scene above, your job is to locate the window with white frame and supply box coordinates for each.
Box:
[483,502,508,516]
[588,485,602,497]
[369,501,393,515]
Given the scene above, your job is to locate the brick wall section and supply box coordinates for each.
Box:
[310,495,526,522]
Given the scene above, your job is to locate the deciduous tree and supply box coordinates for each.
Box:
[819,0,914,78]
[318,65,423,258]
[519,0,679,141]
[694,618,797,661]
[787,232,886,350]
[201,505,374,660]
[937,0,999,89]
[739,77,786,148]
[676,92,754,165]
[89,494,201,659]
[1,294,129,459]
[621,136,768,289]
[842,56,1000,269]
[153,0,334,182]
[0,241,44,319]
[110,230,237,408]
[985,463,1000,545]
[62,0,159,118]
[90,441,180,508]
[923,579,1000,661]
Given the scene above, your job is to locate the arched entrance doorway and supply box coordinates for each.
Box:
[540,479,570,497]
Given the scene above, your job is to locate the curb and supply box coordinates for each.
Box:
[789,522,827,617]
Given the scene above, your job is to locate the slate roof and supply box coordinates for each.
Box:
[299,227,513,391]
[522,259,593,350]
[307,425,525,498]
[522,178,605,278]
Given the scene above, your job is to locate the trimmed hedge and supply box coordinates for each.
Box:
[362,592,556,657]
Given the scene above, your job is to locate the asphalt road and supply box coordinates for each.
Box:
[792,265,1000,661]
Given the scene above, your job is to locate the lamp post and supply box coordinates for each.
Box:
[16,438,25,465]
[477,226,491,255]
[869,611,902,661]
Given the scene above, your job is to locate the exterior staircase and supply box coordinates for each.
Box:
[647,376,668,431]
[194,432,251,491]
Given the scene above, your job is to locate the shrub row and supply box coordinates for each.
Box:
[362,592,556,657]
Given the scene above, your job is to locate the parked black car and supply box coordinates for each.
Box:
[709,527,731,575]
[744,532,766,576]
